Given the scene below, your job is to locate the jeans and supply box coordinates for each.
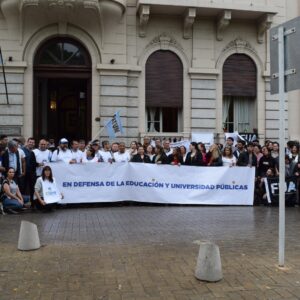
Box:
[3,195,30,209]
[35,198,56,211]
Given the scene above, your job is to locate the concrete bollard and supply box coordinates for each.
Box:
[18,221,41,251]
[195,241,223,282]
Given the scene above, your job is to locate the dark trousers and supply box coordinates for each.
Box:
[22,174,36,204]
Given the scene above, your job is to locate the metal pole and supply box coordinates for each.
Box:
[278,26,285,267]
[91,126,106,143]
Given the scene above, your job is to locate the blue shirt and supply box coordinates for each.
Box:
[8,150,17,171]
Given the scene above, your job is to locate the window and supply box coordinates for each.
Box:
[222,54,257,133]
[223,96,255,132]
[35,38,90,67]
[146,50,183,132]
[147,107,181,132]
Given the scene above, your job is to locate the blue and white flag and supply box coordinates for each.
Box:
[105,111,124,138]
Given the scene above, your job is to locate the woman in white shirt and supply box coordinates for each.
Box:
[82,147,100,163]
[34,165,62,210]
[222,146,237,167]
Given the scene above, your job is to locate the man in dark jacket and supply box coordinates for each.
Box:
[258,146,276,177]
[22,137,37,205]
[1,140,21,184]
[237,142,257,167]
[233,140,246,159]
[131,146,151,163]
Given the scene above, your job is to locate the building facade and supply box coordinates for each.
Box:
[0,0,299,144]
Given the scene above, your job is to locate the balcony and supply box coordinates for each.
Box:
[137,0,277,42]
[0,0,126,21]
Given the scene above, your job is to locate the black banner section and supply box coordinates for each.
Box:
[265,176,297,206]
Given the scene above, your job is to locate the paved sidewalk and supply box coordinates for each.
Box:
[1,205,300,299]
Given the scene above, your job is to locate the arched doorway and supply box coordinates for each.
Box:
[222,54,257,133]
[34,37,92,142]
[145,50,183,133]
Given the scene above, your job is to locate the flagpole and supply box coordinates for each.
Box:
[0,47,9,105]
[91,126,106,142]
[93,111,123,142]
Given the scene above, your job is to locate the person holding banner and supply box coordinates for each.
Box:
[206,144,222,167]
[185,142,203,166]
[113,142,130,163]
[152,145,168,164]
[131,146,151,163]
[146,145,155,161]
[128,141,138,160]
[168,147,183,165]
[34,166,62,211]
[82,147,99,163]
[51,138,74,163]
[222,146,237,167]
[99,141,113,163]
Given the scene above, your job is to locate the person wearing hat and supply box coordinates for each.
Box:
[51,138,74,163]
[90,140,103,162]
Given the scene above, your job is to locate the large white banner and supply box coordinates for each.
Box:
[49,163,255,205]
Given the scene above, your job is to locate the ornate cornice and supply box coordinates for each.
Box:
[48,0,76,8]
[1,0,125,16]
[148,33,184,51]
[222,38,257,55]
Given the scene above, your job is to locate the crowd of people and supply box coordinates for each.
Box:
[0,134,299,214]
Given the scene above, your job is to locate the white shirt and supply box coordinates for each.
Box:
[164,148,173,156]
[51,148,73,163]
[222,156,237,167]
[113,151,130,163]
[82,156,99,163]
[33,149,52,176]
[71,150,84,163]
[289,153,298,162]
[99,150,113,163]
[18,148,26,174]
[182,153,188,163]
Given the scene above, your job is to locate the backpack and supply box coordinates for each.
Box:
[0,177,6,215]
[0,178,8,202]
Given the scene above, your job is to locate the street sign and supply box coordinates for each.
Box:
[270,16,300,94]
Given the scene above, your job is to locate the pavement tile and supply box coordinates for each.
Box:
[1,206,300,299]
